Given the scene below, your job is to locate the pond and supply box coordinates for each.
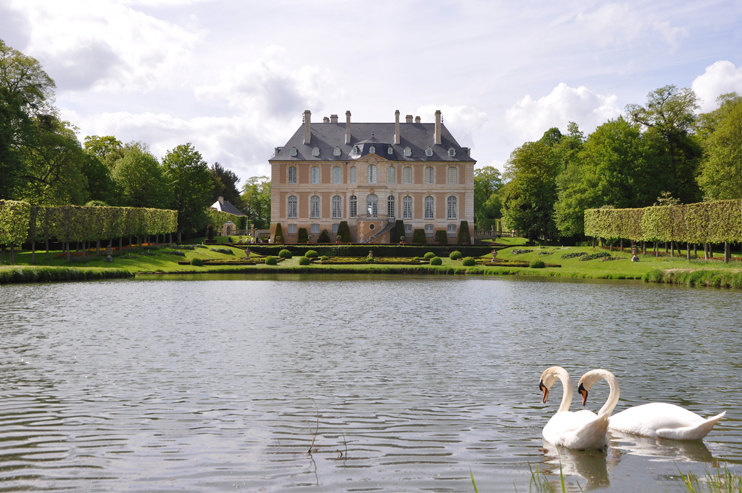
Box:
[1,275,741,492]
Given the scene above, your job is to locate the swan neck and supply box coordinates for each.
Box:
[556,369,573,413]
[597,371,620,417]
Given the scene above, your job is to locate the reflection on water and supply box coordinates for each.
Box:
[0,276,741,492]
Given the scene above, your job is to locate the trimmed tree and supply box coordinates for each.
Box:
[457,220,471,245]
[412,228,426,244]
[297,227,308,244]
[337,221,352,243]
[434,229,448,244]
[273,222,284,244]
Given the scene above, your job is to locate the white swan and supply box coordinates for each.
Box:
[577,369,725,440]
[539,366,610,450]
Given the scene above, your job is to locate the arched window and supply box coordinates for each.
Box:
[349,166,357,184]
[387,195,395,218]
[425,166,434,184]
[332,195,342,218]
[311,166,320,184]
[368,165,377,184]
[369,145,376,154]
[349,195,357,218]
[424,196,434,219]
[387,146,394,155]
[310,195,320,218]
[290,147,298,157]
[333,166,341,184]
[448,147,456,157]
[288,195,297,218]
[425,147,433,157]
[403,166,412,184]
[404,146,412,157]
[312,147,320,157]
[288,166,297,184]
[448,167,458,185]
[447,196,457,219]
[334,146,342,156]
[402,196,413,219]
[388,166,396,184]
[366,194,378,216]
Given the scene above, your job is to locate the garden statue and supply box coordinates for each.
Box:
[105,245,113,262]
[368,250,373,258]
[492,249,498,262]
[631,244,640,262]
[245,248,250,259]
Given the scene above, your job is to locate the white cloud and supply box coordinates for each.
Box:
[692,61,742,112]
[10,0,201,92]
[505,83,623,142]
[415,105,488,149]
[575,3,688,50]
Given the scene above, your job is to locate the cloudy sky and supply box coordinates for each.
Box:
[1,0,741,184]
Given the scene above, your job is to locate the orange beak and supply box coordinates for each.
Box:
[539,381,549,404]
[578,383,588,406]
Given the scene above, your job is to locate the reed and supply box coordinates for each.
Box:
[0,266,133,284]
[680,466,742,493]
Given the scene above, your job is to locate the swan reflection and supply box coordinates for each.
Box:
[541,440,621,490]
[610,431,716,464]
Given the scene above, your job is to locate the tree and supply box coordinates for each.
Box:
[0,86,31,199]
[473,166,503,229]
[112,142,171,209]
[84,135,124,169]
[626,85,703,204]
[209,162,242,208]
[697,94,742,200]
[80,152,117,204]
[0,38,56,116]
[162,143,213,242]
[241,176,271,229]
[502,139,560,240]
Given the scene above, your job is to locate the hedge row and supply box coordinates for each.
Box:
[0,200,178,247]
[205,208,245,231]
[584,200,742,243]
[248,244,494,258]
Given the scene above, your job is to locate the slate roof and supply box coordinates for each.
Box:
[270,122,475,162]
[210,199,246,216]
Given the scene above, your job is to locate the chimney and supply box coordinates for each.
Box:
[323,116,329,123]
[345,111,351,144]
[303,110,311,145]
[394,110,401,145]
[405,114,413,123]
[434,110,441,145]
[218,196,224,204]
[330,114,338,123]
[415,116,421,123]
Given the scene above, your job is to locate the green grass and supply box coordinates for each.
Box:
[680,466,742,493]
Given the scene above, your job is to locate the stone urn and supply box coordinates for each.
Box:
[105,245,113,262]
[400,236,406,244]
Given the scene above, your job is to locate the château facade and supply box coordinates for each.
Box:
[269,110,476,244]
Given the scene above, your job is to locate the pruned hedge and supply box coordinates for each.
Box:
[247,244,493,258]
[584,200,742,243]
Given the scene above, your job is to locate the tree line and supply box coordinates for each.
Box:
[473,85,742,241]
[0,38,271,238]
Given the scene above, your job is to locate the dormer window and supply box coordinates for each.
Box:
[290,147,298,157]
[353,146,360,155]
[425,147,433,157]
[369,146,376,154]
[404,147,411,157]
[387,146,393,155]
[312,147,320,157]
[333,146,341,156]
[448,147,456,157]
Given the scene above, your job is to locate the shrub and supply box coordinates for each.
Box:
[461,256,475,266]
[196,244,208,249]
[298,256,311,265]
[320,255,329,261]
[206,224,215,240]
[366,257,375,262]
[238,216,248,229]
[391,220,405,243]
[413,257,421,261]
[278,249,292,259]
[210,248,233,255]
[530,260,546,268]
[579,251,612,261]
[274,223,284,244]
[318,229,331,243]
[450,250,463,260]
[430,256,442,265]
[423,252,436,259]
[561,251,587,259]
[264,256,277,265]
[169,245,195,250]
[305,249,319,258]
[434,230,448,244]
[298,227,308,244]
[190,258,203,266]
[457,220,471,245]
[512,249,533,255]
[165,250,186,257]
[412,229,427,244]
[337,221,352,243]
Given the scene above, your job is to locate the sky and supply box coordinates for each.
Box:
[1,0,741,186]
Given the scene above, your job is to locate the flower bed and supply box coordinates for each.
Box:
[318,257,430,265]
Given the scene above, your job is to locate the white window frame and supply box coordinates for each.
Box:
[288,195,297,219]
[368,165,377,184]
[447,224,457,237]
[425,224,434,237]
[388,166,395,184]
[350,166,357,184]
[404,147,411,157]
[288,224,298,234]
[332,223,339,235]
[402,196,413,219]
[288,166,297,184]
[403,166,412,184]
[425,166,434,185]
[312,147,320,157]
[387,146,394,155]
[310,224,320,235]
[311,166,320,184]
[448,167,458,185]
[366,194,378,216]
[350,195,357,218]
[448,147,456,157]
[332,195,342,218]
[333,166,341,184]
[404,224,412,236]
[310,195,320,218]
[387,195,395,218]
[334,146,341,156]
[425,147,433,157]
[447,196,457,219]
[424,196,434,219]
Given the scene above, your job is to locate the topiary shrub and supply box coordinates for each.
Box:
[530,259,546,268]
[434,230,448,244]
[320,255,329,261]
[457,220,471,245]
[191,258,204,266]
[298,227,308,244]
[412,228,427,244]
[430,256,442,265]
[318,229,331,243]
[391,219,405,243]
[298,256,311,265]
[461,256,475,266]
[273,223,284,244]
[206,224,215,241]
[337,221,352,243]
[423,252,435,259]
[366,257,375,263]
[305,250,318,258]
[278,249,292,259]
[450,250,463,260]
[264,256,277,265]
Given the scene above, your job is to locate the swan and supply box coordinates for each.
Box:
[577,369,725,441]
[539,366,610,450]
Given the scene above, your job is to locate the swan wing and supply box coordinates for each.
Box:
[544,412,608,450]
[610,403,725,440]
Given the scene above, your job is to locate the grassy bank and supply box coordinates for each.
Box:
[1,240,741,289]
